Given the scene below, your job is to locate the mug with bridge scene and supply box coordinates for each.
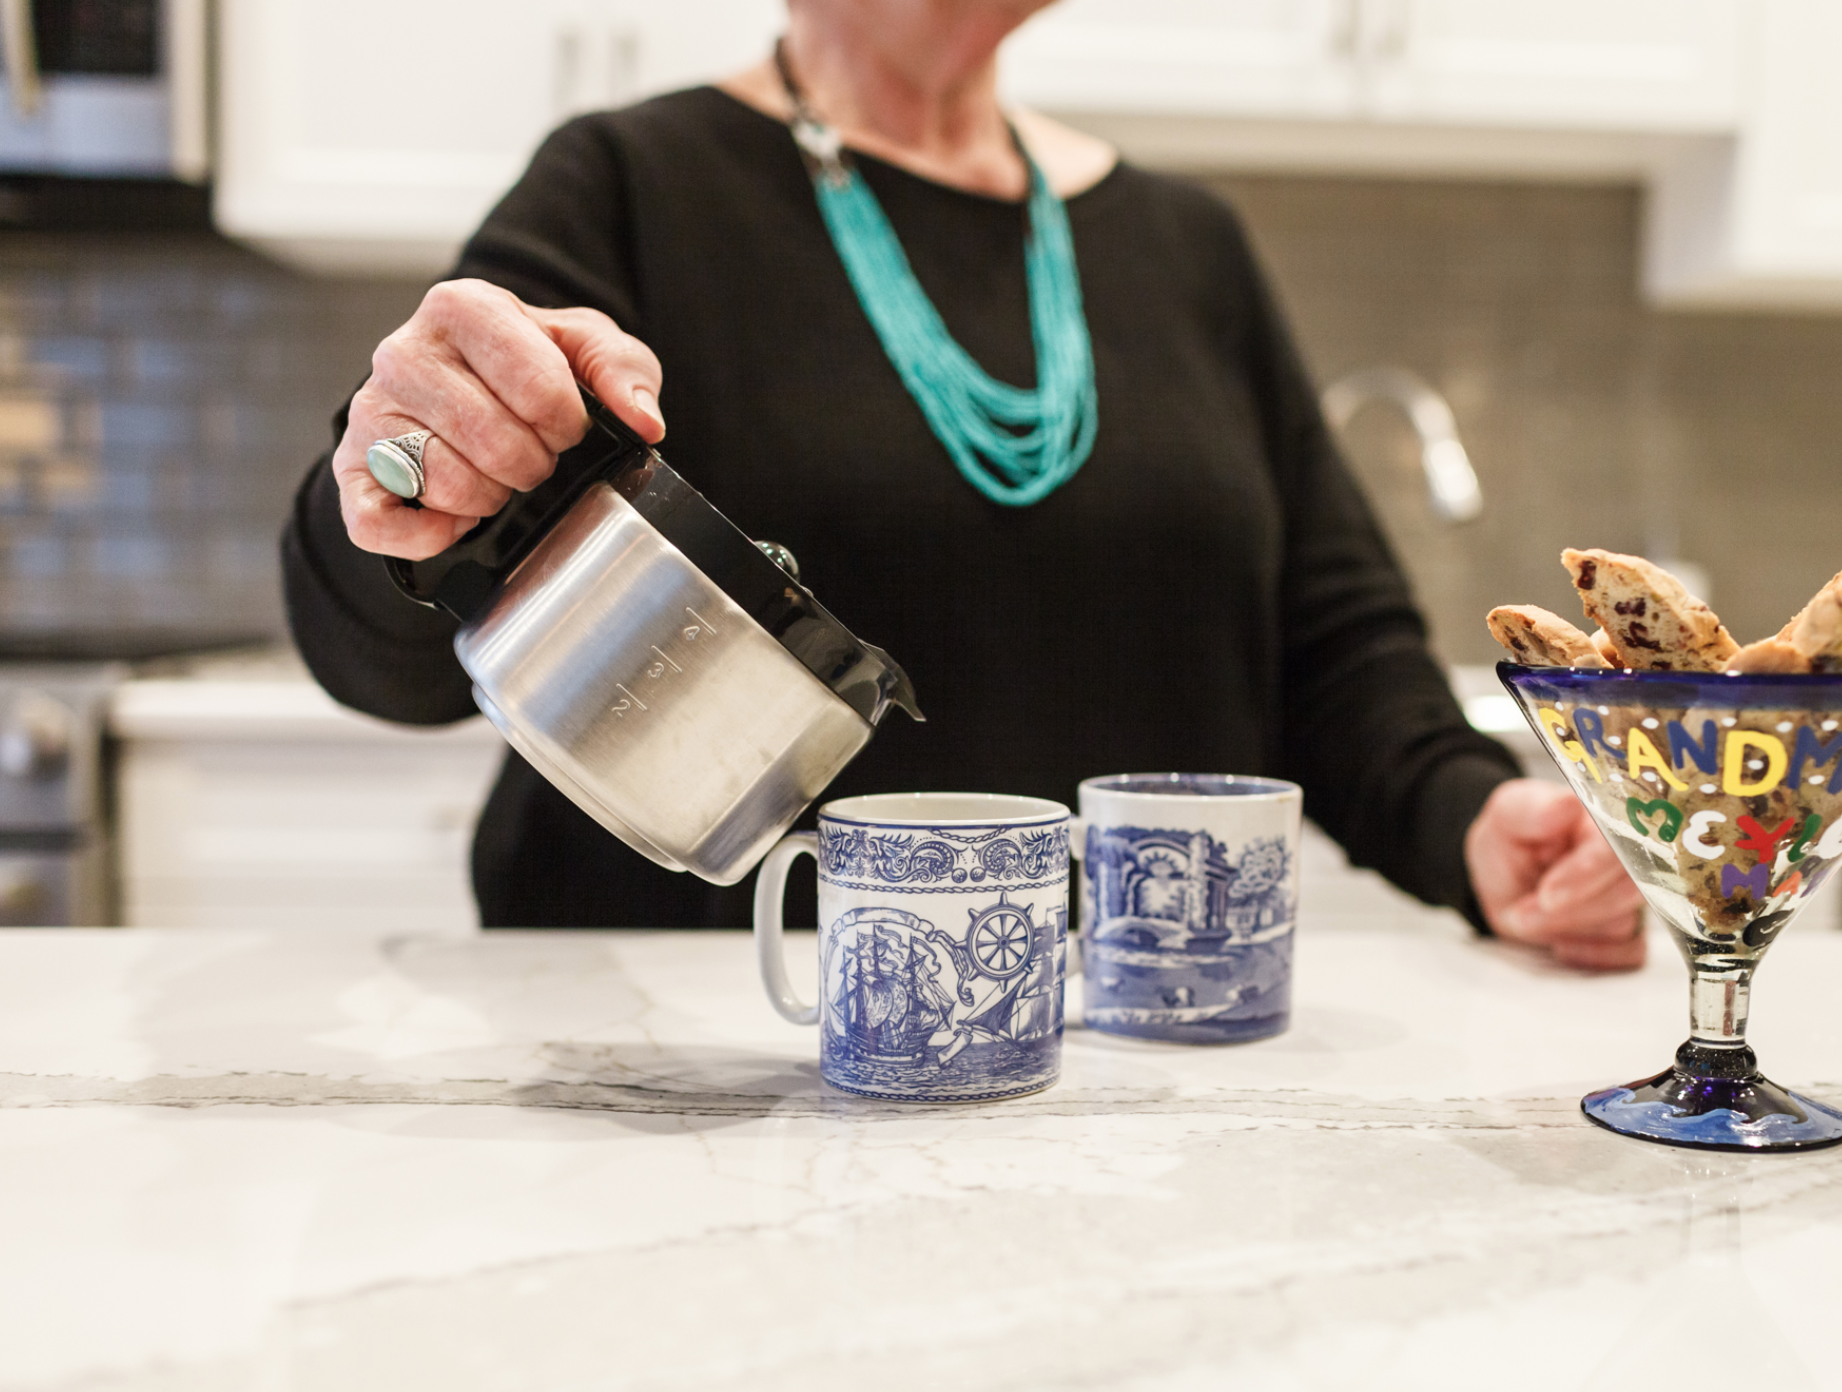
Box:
[1075,773,1301,1044]
[753,792,1070,1102]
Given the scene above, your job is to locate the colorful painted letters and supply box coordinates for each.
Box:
[1626,728,1687,791]
[1724,731,1788,797]
[1735,815,1797,859]
[1788,813,1823,863]
[1626,797,1682,842]
[1536,707,1842,798]
[1537,707,1601,782]
[1721,863,1773,900]
[1789,726,1842,792]
[1538,706,1836,902]
[1682,810,1727,860]
[1668,719,1720,774]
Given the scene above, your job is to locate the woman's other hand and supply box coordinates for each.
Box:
[332,279,666,560]
[1465,778,1647,970]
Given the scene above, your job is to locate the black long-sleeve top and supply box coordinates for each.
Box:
[282,87,1518,928]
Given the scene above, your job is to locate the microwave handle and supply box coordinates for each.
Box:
[1,0,41,117]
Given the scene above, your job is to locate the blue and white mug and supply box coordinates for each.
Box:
[753,793,1070,1102]
[1075,774,1301,1044]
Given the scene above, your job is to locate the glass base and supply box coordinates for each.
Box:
[1084,1011,1288,1044]
[1582,1041,1842,1152]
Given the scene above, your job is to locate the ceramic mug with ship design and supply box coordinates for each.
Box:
[1075,773,1302,1043]
[753,793,1070,1101]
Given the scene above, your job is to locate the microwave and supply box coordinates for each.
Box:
[0,0,206,179]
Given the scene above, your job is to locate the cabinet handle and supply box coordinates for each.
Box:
[1375,0,1413,60]
[608,28,640,107]
[1328,0,1361,59]
[554,28,584,118]
[556,26,642,117]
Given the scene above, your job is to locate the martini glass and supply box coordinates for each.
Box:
[1500,662,1842,1151]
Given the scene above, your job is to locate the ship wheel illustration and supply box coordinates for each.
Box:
[965,892,1036,980]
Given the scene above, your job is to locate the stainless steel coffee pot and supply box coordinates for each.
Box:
[387,389,922,885]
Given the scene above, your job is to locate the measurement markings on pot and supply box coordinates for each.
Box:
[610,608,717,719]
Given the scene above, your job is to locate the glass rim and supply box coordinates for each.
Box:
[1078,772,1301,802]
[1498,659,1842,710]
[1498,659,1842,685]
[818,791,1069,829]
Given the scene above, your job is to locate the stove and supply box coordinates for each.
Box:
[0,664,123,925]
[0,629,268,926]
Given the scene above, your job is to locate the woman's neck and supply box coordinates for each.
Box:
[719,4,1115,202]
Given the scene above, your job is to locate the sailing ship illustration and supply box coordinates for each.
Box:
[824,892,1064,1075]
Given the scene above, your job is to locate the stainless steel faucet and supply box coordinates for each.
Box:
[0,0,38,117]
[1320,366,1483,523]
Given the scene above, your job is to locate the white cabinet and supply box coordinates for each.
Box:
[1002,0,1743,132]
[214,0,781,273]
[999,1,1358,122]
[113,671,504,931]
[215,0,1842,309]
[1647,0,1842,308]
[1365,0,1743,132]
[1007,0,1842,308]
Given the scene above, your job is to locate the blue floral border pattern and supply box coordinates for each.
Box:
[818,822,1070,888]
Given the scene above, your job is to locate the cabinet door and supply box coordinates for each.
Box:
[1646,0,1842,306]
[215,0,780,273]
[1001,0,1359,119]
[218,0,565,268]
[1369,0,1744,132]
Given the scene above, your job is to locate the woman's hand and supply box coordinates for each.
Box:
[332,279,666,560]
[1465,778,1647,970]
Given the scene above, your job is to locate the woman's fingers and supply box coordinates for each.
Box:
[1550,928,1647,972]
[415,281,591,456]
[1536,845,1643,918]
[337,467,480,561]
[532,304,667,442]
[1502,872,1641,940]
[369,317,558,495]
[370,418,511,520]
[1498,883,1645,968]
[333,279,668,559]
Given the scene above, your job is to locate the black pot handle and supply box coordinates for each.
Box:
[383,386,653,622]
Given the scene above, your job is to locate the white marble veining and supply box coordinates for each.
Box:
[3,904,1842,1391]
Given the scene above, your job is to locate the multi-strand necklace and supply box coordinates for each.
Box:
[776,44,1098,507]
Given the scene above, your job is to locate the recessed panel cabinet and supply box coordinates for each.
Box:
[1000,0,1743,131]
[997,0,1360,121]
[214,0,1842,308]
[214,0,781,273]
[1363,0,1743,132]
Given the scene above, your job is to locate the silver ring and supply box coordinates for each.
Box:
[365,430,432,500]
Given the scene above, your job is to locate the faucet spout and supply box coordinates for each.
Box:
[1320,366,1483,524]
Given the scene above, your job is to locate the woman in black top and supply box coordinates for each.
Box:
[283,0,1644,969]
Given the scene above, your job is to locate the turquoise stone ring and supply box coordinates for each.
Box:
[366,430,432,499]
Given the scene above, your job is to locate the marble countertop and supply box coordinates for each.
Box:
[4,907,1842,1391]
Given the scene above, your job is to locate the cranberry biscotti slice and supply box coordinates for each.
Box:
[1561,548,1739,672]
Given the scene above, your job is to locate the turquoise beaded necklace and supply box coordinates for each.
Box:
[776,45,1098,507]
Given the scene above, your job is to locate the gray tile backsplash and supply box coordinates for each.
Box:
[0,232,424,641]
[1213,174,1842,667]
[1,173,1839,662]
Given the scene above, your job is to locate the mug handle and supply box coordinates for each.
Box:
[752,832,820,1025]
[1068,817,1086,858]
